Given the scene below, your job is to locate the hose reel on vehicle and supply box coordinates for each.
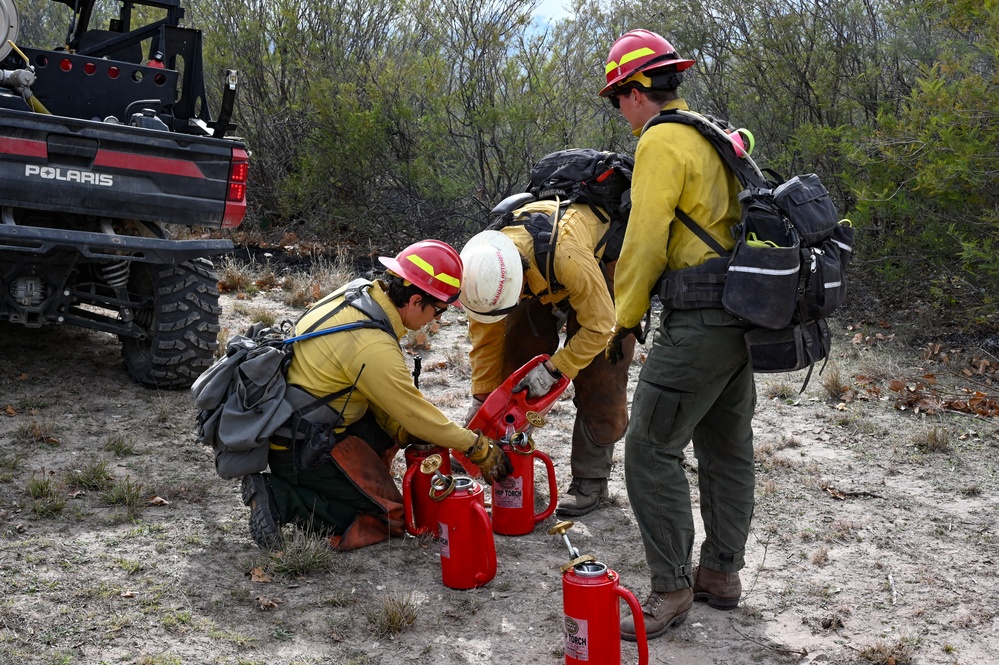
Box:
[0,0,19,61]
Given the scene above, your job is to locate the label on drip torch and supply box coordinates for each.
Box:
[438,523,450,559]
[563,615,589,660]
[493,476,524,509]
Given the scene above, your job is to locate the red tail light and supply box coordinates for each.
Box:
[222,148,249,228]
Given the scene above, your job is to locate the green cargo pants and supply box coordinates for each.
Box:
[624,308,756,593]
[267,412,396,536]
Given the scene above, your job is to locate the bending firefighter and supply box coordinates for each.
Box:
[601,30,756,640]
[460,198,636,517]
[241,240,513,551]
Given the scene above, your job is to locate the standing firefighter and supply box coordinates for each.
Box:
[601,30,756,639]
[241,240,512,551]
[460,192,636,517]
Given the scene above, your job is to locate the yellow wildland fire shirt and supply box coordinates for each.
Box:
[614,99,742,329]
[286,280,478,452]
[468,200,616,395]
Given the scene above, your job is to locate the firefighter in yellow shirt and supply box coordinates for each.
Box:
[240,240,512,551]
[601,29,754,641]
[459,198,635,517]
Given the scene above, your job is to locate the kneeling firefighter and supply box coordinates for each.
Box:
[460,198,636,517]
[241,240,513,551]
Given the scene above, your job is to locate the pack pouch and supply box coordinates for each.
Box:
[772,174,839,245]
[799,221,855,321]
[721,202,801,329]
[274,385,349,472]
[745,319,830,374]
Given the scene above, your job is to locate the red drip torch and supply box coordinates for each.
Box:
[491,428,557,536]
[422,454,496,590]
[402,442,452,537]
[548,521,648,665]
[457,354,571,480]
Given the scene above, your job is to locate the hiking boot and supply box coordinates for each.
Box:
[556,477,608,517]
[241,473,282,549]
[693,565,742,610]
[621,588,693,642]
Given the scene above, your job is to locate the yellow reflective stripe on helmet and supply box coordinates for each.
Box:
[606,47,657,74]
[406,254,461,288]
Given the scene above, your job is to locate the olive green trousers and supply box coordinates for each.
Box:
[624,308,756,593]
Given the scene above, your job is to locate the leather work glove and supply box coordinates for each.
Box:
[466,431,513,483]
[512,360,562,398]
[605,324,642,365]
[462,396,485,427]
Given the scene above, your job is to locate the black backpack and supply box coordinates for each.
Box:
[191,279,395,479]
[488,149,634,295]
[647,109,855,388]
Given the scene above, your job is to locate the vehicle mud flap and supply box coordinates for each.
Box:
[326,436,405,550]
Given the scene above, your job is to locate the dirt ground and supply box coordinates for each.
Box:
[2,279,998,665]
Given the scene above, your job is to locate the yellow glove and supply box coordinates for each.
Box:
[466,431,513,483]
[605,324,642,364]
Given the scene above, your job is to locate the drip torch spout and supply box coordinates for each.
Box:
[548,520,580,560]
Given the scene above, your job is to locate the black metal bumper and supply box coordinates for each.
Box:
[0,224,233,264]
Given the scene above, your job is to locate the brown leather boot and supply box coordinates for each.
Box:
[621,588,693,641]
[693,565,741,610]
[555,477,608,517]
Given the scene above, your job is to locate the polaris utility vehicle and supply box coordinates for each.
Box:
[0,0,247,388]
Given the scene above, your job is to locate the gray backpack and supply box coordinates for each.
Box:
[191,279,394,479]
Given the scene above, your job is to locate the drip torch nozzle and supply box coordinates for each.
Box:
[548,520,598,573]
[547,520,580,560]
[420,453,456,500]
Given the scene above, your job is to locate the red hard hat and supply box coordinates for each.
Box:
[378,240,463,303]
[599,29,695,97]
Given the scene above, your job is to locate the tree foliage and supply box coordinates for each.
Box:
[23,0,993,320]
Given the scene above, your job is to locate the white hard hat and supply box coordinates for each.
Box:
[459,230,524,324]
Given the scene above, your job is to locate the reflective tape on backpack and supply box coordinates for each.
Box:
[728,265,800,276]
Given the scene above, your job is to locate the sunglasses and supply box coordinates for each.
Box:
[608,86,637,109]
[427,301,448,317]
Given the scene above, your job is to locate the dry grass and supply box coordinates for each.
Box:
[270,525,343,577]
[856,635,918,664]
[913,424,951,453]
[216,255,258,294]
[762,380,798,400]
[819,363,849,399]
[27,470,66,516]
[281,253,354,308]
[231,303,279,326]
[364,593,419,637]
[13,419,60,445]
[66,458,114,491]
[101,475,144,517]
[103,432,136,456]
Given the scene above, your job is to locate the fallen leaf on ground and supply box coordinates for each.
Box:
[255,596,283,610]
[148,496,169,506]
[825,487,847,500]
[248,566,273,583]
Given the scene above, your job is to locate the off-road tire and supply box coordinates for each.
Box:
[120,258,221,389]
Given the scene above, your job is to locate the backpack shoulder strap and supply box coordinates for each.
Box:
[646,109,774,254]
[646,109,770,190]
[341,278,395,337]
[674,208,730,257]
[289,279,395,345]
[517,207,566,296]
